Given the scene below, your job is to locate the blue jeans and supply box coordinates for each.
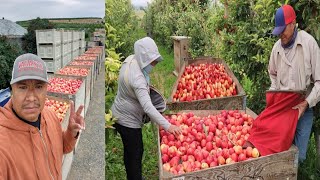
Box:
[294,108,314,163]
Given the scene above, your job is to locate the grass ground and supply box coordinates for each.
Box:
[298,133,319,180]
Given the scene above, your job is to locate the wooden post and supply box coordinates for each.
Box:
[171,36,191,76]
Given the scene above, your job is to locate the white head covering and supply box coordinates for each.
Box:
[134,37,162,70]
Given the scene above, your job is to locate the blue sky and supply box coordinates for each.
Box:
[1,0,104,22]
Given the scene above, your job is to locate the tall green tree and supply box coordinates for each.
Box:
[106,0,145,58]
[0,36,23,89]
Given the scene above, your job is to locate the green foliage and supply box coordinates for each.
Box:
[293,0,320,44]
[105,22,123,129]
[145,0,319,114]
[298,133,319,180]
[105,55,122,112]
[0,36,23,89]
[105,23,124,53]
[22,18,55,54]
[144,0,212,55]
[208,0,279,113]
[106,0,146,58]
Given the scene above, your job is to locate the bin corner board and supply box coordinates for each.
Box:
[62,151,74,180]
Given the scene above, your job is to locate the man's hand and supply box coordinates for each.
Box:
[167,125,182,136]
[68,101,85,138]
[292,100,309,119]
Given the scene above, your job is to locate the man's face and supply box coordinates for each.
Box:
[11,79,48,122]
[279,22,295,45]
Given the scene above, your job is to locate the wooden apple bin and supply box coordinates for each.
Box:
[158,109,299,180]
[45,95,81,180]
[47,74,86,118]
[167,57,246,111]
[68,60,96,89]
[46,95,71,131]
[74,55,99,80]
[57,65,93,115]
[83,51,102,76]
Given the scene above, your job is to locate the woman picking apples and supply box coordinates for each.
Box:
[111,37,182,180]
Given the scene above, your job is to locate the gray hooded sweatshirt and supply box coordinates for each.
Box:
[111,37,171,130]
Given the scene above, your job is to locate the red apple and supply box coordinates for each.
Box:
[217,156,226,165]
[162,154,169,163]
[201,162,209,169]
[238,153,246,162]
[246,147,253,157]
[252,148,260,158]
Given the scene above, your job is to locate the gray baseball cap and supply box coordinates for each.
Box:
[10,53,48,85]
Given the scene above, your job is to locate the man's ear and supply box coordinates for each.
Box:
[292,20,297,28]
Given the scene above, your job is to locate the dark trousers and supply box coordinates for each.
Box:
[114,123,144,180]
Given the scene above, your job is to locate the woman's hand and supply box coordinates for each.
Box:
[167,125,182,136]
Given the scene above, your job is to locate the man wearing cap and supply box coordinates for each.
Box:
[0,53,85,179]
[111,37,182,180]
[268,5,320,163]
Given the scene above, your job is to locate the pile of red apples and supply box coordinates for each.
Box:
[57,67,89,76]
[173,63,237,102]
[160,110,259,175]
[47,78,83,95]
[45,98,69,122]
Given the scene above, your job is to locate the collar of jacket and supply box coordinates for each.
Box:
[0,99,47,132]
[276,30,303,54]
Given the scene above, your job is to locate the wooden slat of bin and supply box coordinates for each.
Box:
[158,109,298,180]
[167,57,246,111]
[62,151,74,180]
[47,74,85,118]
